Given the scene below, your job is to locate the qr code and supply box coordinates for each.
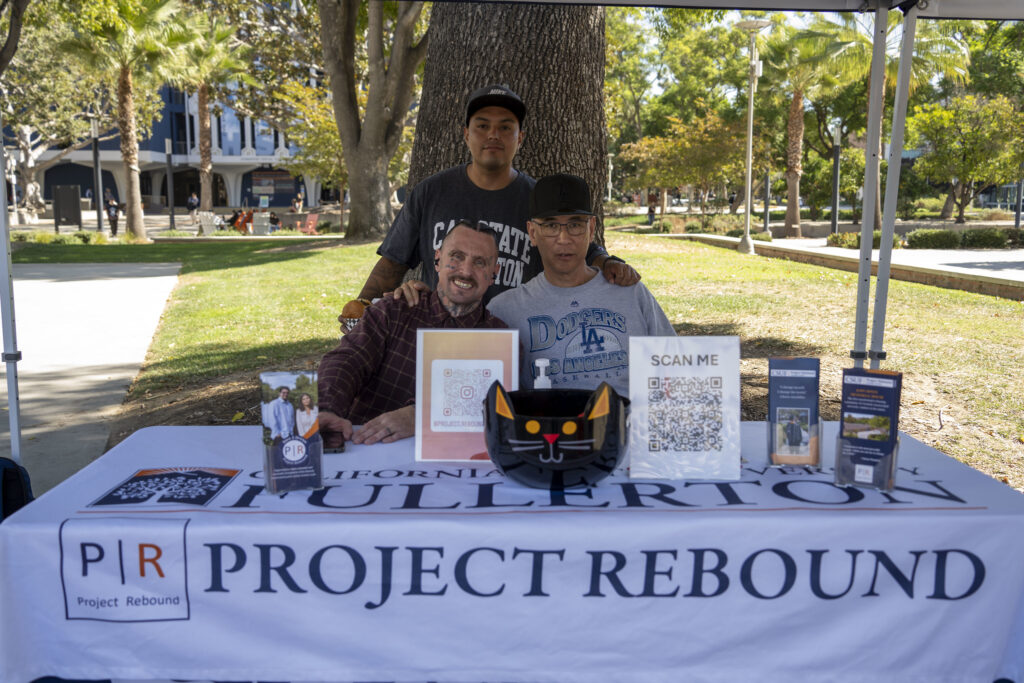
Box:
[648,376,723,452]
[441,368,492,417]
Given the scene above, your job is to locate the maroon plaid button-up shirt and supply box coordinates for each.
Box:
[318,291,507,425]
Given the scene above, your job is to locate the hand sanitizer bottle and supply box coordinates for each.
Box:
[534,358,551,389]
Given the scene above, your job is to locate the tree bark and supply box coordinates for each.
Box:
[407,3,607,243]
[117,66,147,241]
[198,83,214,212]
[941,184,956,220]
[784,88,804,237]
[319,0,427,239]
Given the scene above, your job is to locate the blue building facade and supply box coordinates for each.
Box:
[40,87,327,210]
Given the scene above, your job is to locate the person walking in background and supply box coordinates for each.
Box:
[187,192,200,225]
[106,199,119,236]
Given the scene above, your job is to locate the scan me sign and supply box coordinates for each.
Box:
[59,517,190,622]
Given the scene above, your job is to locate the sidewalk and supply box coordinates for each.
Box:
[0,262,181,494]
[672,233,1024,300]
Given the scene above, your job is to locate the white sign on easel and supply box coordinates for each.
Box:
[628,336,741,480]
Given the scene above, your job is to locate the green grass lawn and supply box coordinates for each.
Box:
[13,233,1024,488]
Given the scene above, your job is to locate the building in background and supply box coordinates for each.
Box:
[37,87,328,210]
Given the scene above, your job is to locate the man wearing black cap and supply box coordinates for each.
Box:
[487,174,674,397]
[352,84,638,308]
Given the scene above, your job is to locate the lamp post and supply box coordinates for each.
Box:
[90,116,104,234]
[736,19,771,255]
[165,138,175,230]
[831,121,842,235]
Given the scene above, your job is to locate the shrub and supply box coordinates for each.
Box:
[827,231,899,249]
[960,228,1008,249]
[906,229,960,249]
[9,231,32,242]
[604,200,630,217]
[752,231,773,242]
[1003,228,1023,248]
[71,230,110,244]
[50,233,78,245]
[159,229,195,238]
[212,229,242,237]
[827,232,859,248]
[979,209,1013,221]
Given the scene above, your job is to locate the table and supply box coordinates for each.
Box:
[2,423,1023,683]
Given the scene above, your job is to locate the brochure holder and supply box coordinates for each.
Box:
[767,357,820,467]
[260,370,323,494]
[834,367,903,492]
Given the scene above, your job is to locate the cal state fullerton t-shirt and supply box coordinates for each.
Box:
[377,164,536,300]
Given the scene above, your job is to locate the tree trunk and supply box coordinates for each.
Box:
[117,66,147,241]
[198,82,214,212]
[784,88,804,238]
[319,0,427,240]
[941,184,956,220]
[407,3,606,243]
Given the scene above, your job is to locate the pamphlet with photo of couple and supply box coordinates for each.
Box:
[767,357,820,467]
[834,367,903,492]
[260,370,324,493]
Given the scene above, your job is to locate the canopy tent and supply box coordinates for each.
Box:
[1,0,1021,469]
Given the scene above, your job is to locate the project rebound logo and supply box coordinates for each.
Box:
[60,517,190,622]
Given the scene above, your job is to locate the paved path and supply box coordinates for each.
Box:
[0,263,180,494]
[776,237,1024,285]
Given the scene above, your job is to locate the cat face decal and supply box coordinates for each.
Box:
[483,381,629,490]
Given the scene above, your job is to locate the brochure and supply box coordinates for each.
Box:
[415,329,519,461]
[767,357,820,467]
[260,370,323,494]
[628,336,741,480]
[834,367,903,491]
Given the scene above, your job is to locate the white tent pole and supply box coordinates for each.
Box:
[0,112,23,465]
[850,5,889,370]
[870,4,918,370]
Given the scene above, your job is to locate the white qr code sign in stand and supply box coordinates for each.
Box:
[628,336,741,480]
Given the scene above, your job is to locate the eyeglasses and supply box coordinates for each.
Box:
[534,219,590,237]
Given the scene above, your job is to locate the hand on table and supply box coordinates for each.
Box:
[353,405,415,445]
[317,411,353,449]
[601,258,641,286]
[386,280,429,306]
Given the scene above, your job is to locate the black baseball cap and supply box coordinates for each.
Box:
[530,174,593,219]
[465,84,526,126]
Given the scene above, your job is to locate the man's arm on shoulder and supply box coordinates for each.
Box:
[587,242,641,286]
[358,256,411,301]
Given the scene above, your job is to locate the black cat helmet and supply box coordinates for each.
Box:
[483,381,630,490]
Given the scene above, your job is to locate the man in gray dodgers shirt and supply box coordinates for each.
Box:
[488,174,675,397]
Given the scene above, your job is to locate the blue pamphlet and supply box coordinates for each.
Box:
[260,370,324,493]
[834,367,903,491]
[767,357,820,466]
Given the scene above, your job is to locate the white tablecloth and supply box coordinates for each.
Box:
[2,423,1023,683]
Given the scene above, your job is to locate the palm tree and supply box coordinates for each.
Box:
[800,12,970,229]
[179,16,250,214]
[62,0,193,241]
[763,24,834,237]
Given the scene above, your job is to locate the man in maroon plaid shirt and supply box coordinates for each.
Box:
[317,221,507,448]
